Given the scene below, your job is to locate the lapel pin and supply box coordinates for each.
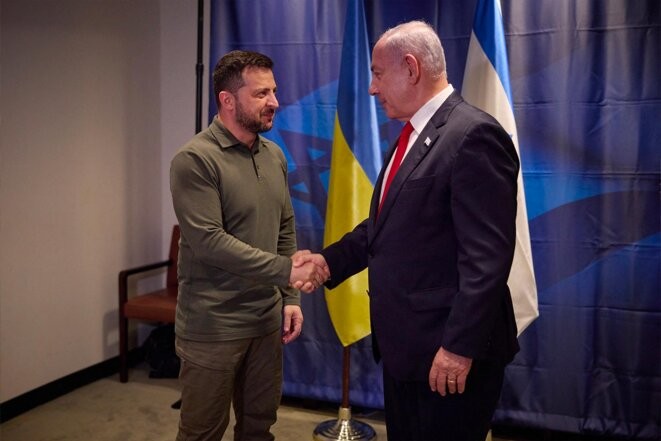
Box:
[424,137,431,146]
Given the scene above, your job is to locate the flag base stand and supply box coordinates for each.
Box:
[313,406,376,441]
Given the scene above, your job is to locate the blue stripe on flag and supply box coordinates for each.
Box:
[472,0,513,104]
[336,0,381,184]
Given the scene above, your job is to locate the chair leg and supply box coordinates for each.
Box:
[119,315,129,382]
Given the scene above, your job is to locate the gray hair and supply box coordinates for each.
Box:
[379,21,446,80]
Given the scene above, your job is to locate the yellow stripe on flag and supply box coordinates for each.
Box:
[324,115,372,346]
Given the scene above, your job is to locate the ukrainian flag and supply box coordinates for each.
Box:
[462,0,539,335]
[324,0,381,347]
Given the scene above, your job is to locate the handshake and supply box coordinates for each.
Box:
[289,250,330,293]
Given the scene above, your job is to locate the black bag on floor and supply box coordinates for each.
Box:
[142,324,180,378]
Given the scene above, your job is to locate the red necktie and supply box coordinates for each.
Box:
[379,121,413,213]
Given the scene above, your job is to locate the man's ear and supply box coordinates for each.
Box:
[219,91,235,110]
[404,54,421,84]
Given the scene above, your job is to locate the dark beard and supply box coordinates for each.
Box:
[236,101,274,134]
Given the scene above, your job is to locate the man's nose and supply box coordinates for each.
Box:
[267,93,279,108]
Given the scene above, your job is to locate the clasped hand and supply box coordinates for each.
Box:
[289,250,330,293]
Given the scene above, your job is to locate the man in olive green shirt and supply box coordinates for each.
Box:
[170,50,327,441]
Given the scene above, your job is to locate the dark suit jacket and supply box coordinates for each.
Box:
[321,91,520,381]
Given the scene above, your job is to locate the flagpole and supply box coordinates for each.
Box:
[341,346,350,408]
[316,1,379,438]
[313,345,376,441]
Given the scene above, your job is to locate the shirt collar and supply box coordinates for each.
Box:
[409,84,454,135]
[212,117,261,152]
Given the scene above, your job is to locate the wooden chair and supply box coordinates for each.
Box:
[118,225,179,382]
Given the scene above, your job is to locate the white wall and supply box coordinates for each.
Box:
[0,0,206,402]
[160,0,209,229]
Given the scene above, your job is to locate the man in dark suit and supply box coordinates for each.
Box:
[295,20,520,440]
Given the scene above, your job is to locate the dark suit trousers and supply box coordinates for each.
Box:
[383,359,506,441]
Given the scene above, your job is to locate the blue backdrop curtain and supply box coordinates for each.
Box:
[208,1,660,438]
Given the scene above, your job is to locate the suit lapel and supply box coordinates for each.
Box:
[370,92,464,237]
[369,141,395,223]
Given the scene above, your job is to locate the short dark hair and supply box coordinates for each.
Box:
[212,50,274,109]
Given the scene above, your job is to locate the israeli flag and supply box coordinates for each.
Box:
[462,0,539,335]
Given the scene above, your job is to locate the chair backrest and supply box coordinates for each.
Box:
[166,225,180,288]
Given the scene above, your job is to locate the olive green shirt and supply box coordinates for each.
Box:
[170,117,299,341]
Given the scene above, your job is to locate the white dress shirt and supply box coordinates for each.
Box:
[379,84,455,204]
